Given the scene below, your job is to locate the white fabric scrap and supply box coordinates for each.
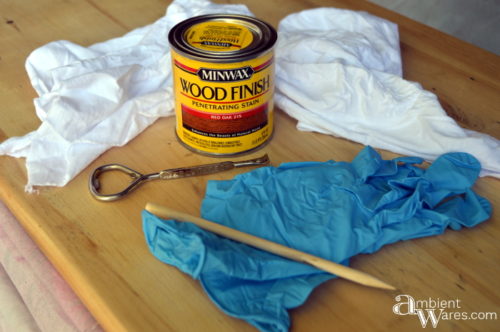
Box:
[274,8,499,177]
[0,0,251,192]
[0,0,498,192]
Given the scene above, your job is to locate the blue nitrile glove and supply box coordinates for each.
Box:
[142,146,491,332]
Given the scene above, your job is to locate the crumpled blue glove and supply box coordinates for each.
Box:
[142,146,491,331]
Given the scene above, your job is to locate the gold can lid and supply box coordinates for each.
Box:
[169,14,277,62]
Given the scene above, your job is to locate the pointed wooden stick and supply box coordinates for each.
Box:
[145,202,396,291]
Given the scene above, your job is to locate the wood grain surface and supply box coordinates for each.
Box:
[0,0,499,331]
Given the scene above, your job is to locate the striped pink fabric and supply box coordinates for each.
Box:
[0,201,102,332]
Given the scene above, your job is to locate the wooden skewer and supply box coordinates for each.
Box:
[145,203,396,291]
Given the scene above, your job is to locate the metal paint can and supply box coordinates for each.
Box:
[168,14,277,155]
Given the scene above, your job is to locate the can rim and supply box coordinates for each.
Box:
[168,14,277,63]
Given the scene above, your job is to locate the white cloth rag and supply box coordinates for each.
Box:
[275,9,500,176]
[0,0,498,192]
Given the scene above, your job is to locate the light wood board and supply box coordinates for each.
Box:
[0,0,499,331]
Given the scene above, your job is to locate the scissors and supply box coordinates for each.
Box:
[89,154,270,202]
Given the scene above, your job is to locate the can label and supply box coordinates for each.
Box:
[171,20,275,155]
[185,21,254,52]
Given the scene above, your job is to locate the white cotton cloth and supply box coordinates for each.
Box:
[0,0,498,192]
[0,0,251,192]
[274,8,500,178]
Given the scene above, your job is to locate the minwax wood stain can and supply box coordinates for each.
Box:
[168,14,277,155]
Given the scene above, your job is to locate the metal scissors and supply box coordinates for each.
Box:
[89,154,270,202]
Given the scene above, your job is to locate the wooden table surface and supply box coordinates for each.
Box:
[1,0,499,331]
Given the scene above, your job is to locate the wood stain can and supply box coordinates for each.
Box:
[168,14,277,155]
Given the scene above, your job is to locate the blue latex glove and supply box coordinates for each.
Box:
[142,147,491,331]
